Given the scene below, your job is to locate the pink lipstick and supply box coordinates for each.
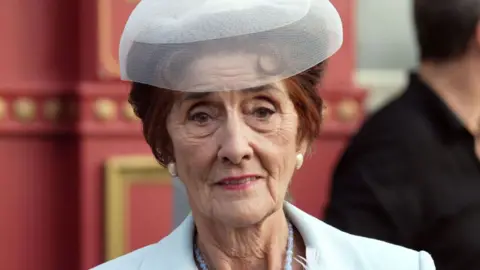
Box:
[216,175,259,190]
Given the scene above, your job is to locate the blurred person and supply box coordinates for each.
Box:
[92,0,435,269]
[325,0,480,269]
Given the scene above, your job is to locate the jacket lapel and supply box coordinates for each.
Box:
[285,203,358,270]
[140,215,198,270]
[139,203,357,270]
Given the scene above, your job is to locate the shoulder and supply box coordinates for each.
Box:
[347,92,436,151]
[321,222,436,270]
[334,94,440,178]
[90,215,196,270]
[343,232,435,269]
[90,244,157,270]
[318,222,436,269]
[286,204,436,269]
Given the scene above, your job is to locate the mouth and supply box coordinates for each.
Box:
[215,175,261,190]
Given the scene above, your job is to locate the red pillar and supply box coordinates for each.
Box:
[77,0,152,268]
[0,0,80,269]
[0,0,151,269]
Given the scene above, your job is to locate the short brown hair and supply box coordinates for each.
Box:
[414,0,480,62]
[129,63,326,167]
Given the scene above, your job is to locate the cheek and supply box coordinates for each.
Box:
[252,112,299,176]
[168,124,216,183]
[273,114,299,146]
[262,111,298,149]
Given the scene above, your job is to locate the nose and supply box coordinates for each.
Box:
[216,116,253,165]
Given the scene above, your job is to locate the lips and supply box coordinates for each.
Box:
[217,177,257,186]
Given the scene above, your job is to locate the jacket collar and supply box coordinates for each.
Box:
[140,203,354,269]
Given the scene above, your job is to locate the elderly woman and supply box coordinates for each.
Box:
[93,0,436,269]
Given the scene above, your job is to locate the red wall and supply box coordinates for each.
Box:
[0,0,364,269]
[0,1,80,269]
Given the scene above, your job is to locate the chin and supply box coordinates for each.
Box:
[213,201,275,228]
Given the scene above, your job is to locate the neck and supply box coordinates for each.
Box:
[419,57,480,135]
[193,209,291,270]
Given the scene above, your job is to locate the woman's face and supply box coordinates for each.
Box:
[167,53,305,227]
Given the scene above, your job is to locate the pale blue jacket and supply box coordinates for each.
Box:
[92,203,435,270]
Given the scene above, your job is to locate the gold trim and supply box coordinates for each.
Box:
[97,0,138,78]
[104,155,170,261]
[0,97,6,121]
[337,99,359,122]
[122,102,138,121]
[13,98,36,122]
[98,0,120,77]
[94,98,117,121]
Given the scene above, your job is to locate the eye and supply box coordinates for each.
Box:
[253,107,275,120]
[188,112,212,124]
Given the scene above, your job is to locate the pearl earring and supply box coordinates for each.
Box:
[295,153,304,170]
[167,162,177,177]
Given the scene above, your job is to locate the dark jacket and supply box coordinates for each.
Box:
[325,73,480,270]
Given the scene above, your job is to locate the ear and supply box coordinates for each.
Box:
[297,140,309,156]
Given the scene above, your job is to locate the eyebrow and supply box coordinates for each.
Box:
[181,85,275,101]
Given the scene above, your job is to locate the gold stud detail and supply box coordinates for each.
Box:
[44,99,62,121]
[337,99,360,122]
[0,97,6,121]
[13,98,36,122]
[94,98,117,121]
[122,102,138,121]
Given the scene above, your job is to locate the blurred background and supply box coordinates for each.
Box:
[0,0,419,269]
[357,0,417,111]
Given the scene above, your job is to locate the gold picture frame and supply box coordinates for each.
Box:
[104,155,171,261]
